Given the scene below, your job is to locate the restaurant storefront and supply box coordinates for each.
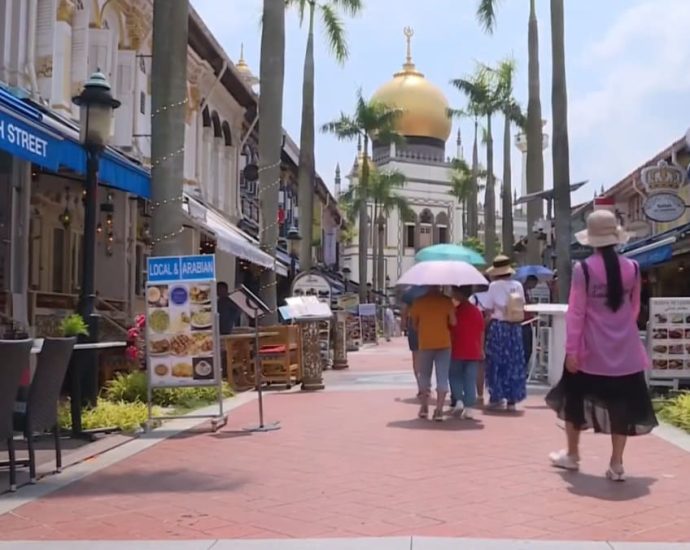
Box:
[0,86,150,336]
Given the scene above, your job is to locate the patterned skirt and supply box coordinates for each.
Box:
[486,320,527,403]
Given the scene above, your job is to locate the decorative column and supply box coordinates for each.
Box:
[332,310,349,369]
[297,315,330,391]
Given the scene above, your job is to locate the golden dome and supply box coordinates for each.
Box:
[370,27,451,142]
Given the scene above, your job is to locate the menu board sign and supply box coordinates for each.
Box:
[649,298,690,377]
[145,255,219,388]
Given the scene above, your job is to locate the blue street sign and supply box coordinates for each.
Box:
[147,255,216,283]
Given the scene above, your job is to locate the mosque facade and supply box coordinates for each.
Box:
[338,29,528,290]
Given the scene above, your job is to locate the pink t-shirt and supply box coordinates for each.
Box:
[565,254,649,376]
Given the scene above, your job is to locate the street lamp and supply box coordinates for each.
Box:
[72,71,120,327]
[286,225,301,280]
[342,266,351,293]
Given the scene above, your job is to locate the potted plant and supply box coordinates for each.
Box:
[59,314,90,338]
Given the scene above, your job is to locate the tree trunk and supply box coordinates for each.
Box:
[258,0,285,322]
[526,0,545,264]
[377,217,385,292]
[502,113,514,256]
[297,2,315,271]
[484,114,496,262]
[371,200,378,292]
[151,0,189,256]
[358,135,370,301]
[468,118,479,238]
[551,0,572,300]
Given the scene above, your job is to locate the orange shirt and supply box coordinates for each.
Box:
[409,292,455,350]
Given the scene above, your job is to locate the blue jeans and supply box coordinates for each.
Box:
[449,360,479,408]
[417,348,451,393]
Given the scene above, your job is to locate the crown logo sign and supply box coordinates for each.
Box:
[640,160,685,194]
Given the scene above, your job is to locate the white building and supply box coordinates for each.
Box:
[340,30,527,289]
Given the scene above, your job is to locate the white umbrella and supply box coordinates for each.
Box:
[397,260,488,287]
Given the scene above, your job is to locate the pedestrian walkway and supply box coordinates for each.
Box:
[1,338,690,546]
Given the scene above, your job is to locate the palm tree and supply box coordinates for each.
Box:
[448,74,489,240]
[322,90,403,300]
[370,171,412,291]
[258,0,286,321]
[151,0,189,256]
[449,158,473,233]
[551,0,572,299]
[476,0,545,264]
[289,0,362,271]
[493,58,526,256]
[452,65,502,262]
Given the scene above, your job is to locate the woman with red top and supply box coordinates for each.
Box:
[546,210,657,481]
[449,286,485,419]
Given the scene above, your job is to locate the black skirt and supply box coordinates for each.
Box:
[545,369,658,436]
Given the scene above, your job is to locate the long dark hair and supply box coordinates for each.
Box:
[599,245,624,312]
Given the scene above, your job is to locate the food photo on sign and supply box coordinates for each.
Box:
[145,256,219,388]
[649,298,690,375]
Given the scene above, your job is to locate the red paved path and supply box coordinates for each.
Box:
[2,340,690,542]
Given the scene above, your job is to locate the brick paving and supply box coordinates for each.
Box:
[1,338,690,543]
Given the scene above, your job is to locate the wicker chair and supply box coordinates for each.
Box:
[0,339,33,492]
[15,337,75,483]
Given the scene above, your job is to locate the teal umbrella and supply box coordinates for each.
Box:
[415,244,486,266]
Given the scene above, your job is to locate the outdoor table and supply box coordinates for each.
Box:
[31,339,126,439]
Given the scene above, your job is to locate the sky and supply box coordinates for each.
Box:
[191,0,690,206]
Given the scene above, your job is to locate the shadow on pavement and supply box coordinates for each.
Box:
[481,409,526,418]
[558,470,656,501]
[387,418,485,431]
[211,430,254,440]
[40,469,248,498]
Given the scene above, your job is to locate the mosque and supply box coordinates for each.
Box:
[338,28,529,291]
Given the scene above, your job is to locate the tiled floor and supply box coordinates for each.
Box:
[1,339,689,543]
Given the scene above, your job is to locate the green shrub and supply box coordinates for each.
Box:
[658,392,690,433]
[58,399,156,432]
[103,371,233,409]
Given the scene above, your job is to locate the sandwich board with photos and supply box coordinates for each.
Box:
[145,255,226,430]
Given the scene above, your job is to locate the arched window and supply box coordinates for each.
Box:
[418,209,434,249]
[404,211,416,249]
[435,212,449,244]
[221,121,233,146]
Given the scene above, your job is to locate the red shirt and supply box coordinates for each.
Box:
[451,301,485,360]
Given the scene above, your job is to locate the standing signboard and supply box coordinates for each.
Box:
[358,303,378,345]
[145,255,226,430]
[649,298,690,381]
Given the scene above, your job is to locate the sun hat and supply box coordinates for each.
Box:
[575,209,629,248]
[486,255,514,278]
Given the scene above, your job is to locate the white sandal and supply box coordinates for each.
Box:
[549,450,580,471]
[606,466,626,482]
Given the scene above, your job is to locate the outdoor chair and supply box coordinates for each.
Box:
[0,339,33,492]
[14,337,75,483]
[258,325,302,388]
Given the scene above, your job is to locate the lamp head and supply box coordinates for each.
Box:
[72,70,121,148]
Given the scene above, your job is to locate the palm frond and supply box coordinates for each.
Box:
[285,0,308,25]
[329,0,363,17]
[476,0,501,34]
[319,3,348,63]
[321,113,360,139]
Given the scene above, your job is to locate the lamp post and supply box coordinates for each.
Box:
[342,266,351,293]
[72,71,120,328]
[287,225,301,281]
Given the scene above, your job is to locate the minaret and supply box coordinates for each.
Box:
[236,43,259,88]
[456,128,464,160]
[334,163,342,197]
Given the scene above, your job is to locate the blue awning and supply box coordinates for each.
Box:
[627,243,673,269]
[0,86,150,198]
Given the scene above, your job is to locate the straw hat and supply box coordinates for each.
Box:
[575,209,629,248]
[487,255,514,278]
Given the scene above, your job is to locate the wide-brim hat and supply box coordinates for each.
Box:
[487,255,514,277]
[576,209,629,248]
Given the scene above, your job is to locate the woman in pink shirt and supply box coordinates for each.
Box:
[546,210,657,481]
